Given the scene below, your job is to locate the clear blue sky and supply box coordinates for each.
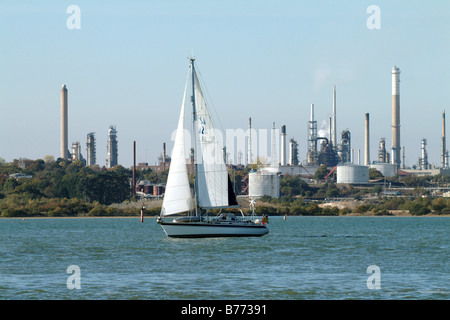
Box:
[1,0,449,168]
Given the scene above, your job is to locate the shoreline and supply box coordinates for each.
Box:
[1,213,449,219]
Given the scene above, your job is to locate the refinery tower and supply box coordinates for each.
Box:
[106,125,118,168]
[60,85,69,160]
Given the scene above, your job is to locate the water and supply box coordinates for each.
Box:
[0,216,448,300]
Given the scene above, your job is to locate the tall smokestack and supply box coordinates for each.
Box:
[270,122,277,165]
[329,117,332,142]
[365,113,370,165]
[332,85,336,147]
[442,110,446,167]
[281,125,286,165]
[307,103,318,165]
[133,141,136,196]
[60,84,68,160]
[248,117,252,165]
[391,66,401,168]
[163,142,166,170]
[402,146,405,169]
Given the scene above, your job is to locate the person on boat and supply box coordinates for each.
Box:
[262,215,269,225]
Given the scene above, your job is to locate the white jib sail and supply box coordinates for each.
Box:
[193,70,229,208]
[161,81,194,216]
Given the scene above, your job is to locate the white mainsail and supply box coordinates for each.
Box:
[193,69,230,208]
[161,81,194,216]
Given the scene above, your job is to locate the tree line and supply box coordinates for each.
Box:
[257,170,450,216]
[2,158,449,217]
[0,158,163,217]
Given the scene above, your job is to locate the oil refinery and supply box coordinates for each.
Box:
[56,65,449,199]
[248,65,450,197]
[58,84,118,168]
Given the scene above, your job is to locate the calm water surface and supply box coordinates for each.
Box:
[0,216,448,299]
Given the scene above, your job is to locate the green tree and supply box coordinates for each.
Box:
[409,202,431,215]
[431,198,446,214]
[314,165,329,181]
[280,175,310,197]
[369,168,383,179]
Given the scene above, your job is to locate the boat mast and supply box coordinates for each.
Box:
[190,57,200,217]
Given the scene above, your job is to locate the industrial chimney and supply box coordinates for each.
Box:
[391,66,401,168]
[281,125,286,165]
[365,113,370,166]
[332,85,336,148]
[163,142,167,170]
[307,104,318,165]
[442,110,446,168]
[248,117,252,165]
[60,85,69,160]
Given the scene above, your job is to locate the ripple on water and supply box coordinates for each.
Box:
[0,217,449,299]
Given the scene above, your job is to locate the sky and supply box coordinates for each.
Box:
[1,0,449,169]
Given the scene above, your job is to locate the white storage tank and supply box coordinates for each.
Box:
[370,163,398,177]
[249,171,280,198]
[337,165,369,184]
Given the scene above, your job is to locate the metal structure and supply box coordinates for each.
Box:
[337,129,351,163]
[106,125,118,168]
[86,132,96,166]
[289,138,299,166]
[317,137,339,167]
[419,138,429,170]
[248,171,280,198]
[307,104,318,165]
[71,141,85,164]
[332,85,337,148]
[60,84,69,160]
[336,164,369,184]
[391,66,401,168]
[378,138,388,163]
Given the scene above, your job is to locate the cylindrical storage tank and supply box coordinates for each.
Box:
[249,171,280,198]
[337,165,369,184]
[370,163,398,177]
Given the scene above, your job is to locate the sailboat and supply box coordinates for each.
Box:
[157,58,269,238]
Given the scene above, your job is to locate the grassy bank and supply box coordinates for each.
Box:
[2,195,450,218]
[0,196,161,218]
